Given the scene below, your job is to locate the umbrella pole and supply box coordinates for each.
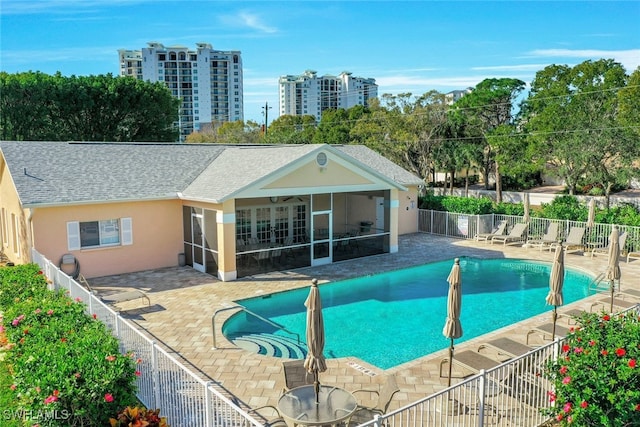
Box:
[551,307,557,341]
[447,338,454,388]
[314,370,320,404]
[610,280,615,313]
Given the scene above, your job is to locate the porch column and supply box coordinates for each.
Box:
[216,200,237,281]
[389,189,399,253]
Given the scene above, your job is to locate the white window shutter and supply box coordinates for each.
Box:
[121,217,133,245]
[67,221,80,251]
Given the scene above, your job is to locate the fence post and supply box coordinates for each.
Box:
[478,370,486,427]
[151,341,159,410]
[373,414,383,427]
[205,381,215,427]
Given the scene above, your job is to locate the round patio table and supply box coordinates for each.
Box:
[277,384,357,427]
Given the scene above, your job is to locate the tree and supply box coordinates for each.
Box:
[522,59,639,204]
[451,78,526,201]
[0,71,180,142]
[264,115,317,144]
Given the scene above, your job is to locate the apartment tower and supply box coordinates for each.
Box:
[279,70,378,121]
[119,42,243,141]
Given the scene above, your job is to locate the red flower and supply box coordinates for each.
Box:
[37,271,43,275]
[616,348,626,357]
[581,401,588,409]
[104,393,114,403]
[556,412,564,421]
[559,366,568,374]
[574,347,583,354]
[562,376,571,385]
[635,403,640,411]
[603,314,610,321]
[44,395,58,404]
[601,349,608,356]
[562,344,571,353]
[60,338,67,343]
[547,391,556,403]
[105,355,116,362]
[629,359,637,368]
[563,402,572,413]
[135,371,141,377]
[589,340,596,346]
[92,313,97,319]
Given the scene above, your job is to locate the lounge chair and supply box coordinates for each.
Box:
[490,223,529,246]
[281,359,313,392]
[475,220,507,242]
[551,227,585,254]
[590,297,638,313]
[628,251,640,263]
[349,375,400,424]
[477,337,533,360]
[591,232,627,259]
[526,322,570,345]
[439,350,502,379]
[525,223,560,251]
[78,274,150,308]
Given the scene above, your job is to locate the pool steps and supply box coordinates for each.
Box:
[229,332,307,358]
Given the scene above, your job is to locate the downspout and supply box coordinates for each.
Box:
[26,208,34,263]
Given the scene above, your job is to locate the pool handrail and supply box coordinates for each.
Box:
[212,305,301,350]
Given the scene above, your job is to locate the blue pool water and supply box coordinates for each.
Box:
[223,258,595,369]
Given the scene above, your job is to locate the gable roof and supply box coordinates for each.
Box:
[0,141,423,207]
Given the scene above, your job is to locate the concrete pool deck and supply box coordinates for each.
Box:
[89,234,640,414]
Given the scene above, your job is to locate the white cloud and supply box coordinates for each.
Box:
[472,64,550,72]
[529,49,640,72]
[218,11,278,35]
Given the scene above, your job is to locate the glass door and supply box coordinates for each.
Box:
[191,212,205,272]
[311,193,332,266]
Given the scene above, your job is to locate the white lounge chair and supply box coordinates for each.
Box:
[78,274,150,308]
[526,223,559,251]
[475,220,507,242]
[551,227,586,254]
[491,223,529,246]
[591,232,626,258]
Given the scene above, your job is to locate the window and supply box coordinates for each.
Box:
[67,218,132,250]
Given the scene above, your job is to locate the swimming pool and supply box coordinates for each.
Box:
[223,257,595,369]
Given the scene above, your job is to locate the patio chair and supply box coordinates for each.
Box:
[551,227,586,254]
[525,222,559,251]
[477,337,533,360]
[244,405,287,427]
[348,375,400,425]
[439,350,502,379]
[591,232,627,258]
[281,359,313,392]
[526,322,570,345]
[475,220,507,242]
[78,274,150,308]
[490,223,529,246]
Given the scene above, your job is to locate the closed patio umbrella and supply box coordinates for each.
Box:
[586,198,596,228]
[545,246,565,341]
[523,192,531,223]
[605,226,621,312]
[442,258,463,387]
[304,278,327,404]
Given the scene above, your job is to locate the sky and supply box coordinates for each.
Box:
[1,0,639,125]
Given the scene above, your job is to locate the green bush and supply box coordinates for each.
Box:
[537,195,587,221]
[1,264,139,426]
[0,263,49,307]
[493,201,526,216]
[544,311,640,426]
[419,193,493,214]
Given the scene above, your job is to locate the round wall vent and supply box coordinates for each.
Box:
[316,152,328,167]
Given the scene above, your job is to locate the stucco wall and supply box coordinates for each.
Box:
[0,156,31,265]
[32,200,184,280]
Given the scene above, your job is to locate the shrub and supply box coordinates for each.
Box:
[0,263,49,307]
[537,196,587,221]
[1,264,139,426]
[110,406,169,427]
[419,193,493,214]
[544,311,640,426]
[493,201,526,216]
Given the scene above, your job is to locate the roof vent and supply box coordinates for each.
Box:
[316,152,328,168]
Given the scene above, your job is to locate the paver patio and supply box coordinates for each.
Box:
[88,234,640,415]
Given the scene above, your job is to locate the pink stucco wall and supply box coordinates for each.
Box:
[32,200,184,280]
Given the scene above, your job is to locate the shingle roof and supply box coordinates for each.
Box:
[1,141,422,207]
[0,141,223,206]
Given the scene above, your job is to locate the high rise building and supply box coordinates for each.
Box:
[445,87,473,105]
[119,42,243,141]
[279,70,378,121]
